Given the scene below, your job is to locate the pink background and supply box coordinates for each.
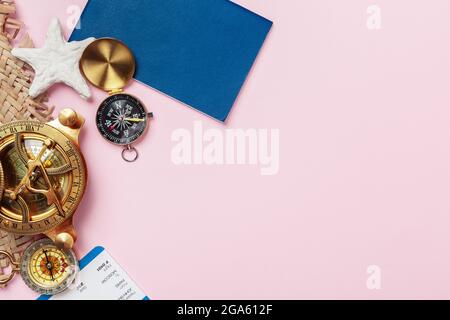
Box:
[3,0,450,299]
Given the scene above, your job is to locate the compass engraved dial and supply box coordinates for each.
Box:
[96,93,149,146]
[0,161,4,203]
[0,121,87,235]
[20,238,78,295]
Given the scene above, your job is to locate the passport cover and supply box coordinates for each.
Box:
[70,0,273,122]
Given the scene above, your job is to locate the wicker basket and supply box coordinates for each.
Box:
[0,0,55,287]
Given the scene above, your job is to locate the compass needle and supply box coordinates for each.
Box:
[124,118,145,122]
[43,249,55,281]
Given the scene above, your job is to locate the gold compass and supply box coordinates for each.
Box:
[80,38,135,93]
[0,109,87,249]
[0,238,78,295]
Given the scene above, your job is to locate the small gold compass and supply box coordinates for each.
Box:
[0,238,78,295]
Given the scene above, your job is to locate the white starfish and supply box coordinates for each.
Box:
[12,18,95,99]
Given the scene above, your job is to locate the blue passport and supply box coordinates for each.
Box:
[70,0,272,122]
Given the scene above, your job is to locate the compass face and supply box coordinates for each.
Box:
[96,94,149,146]
[0,121,87,235]
[21,238,78,295]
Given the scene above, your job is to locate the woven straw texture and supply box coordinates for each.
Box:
[0,0,54,287]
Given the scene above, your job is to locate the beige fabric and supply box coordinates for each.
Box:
[0,0,54,287]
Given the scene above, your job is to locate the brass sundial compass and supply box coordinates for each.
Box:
[0,109,87,249]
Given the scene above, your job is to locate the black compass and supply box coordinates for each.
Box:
[96,94,151,144]
[96,94,153,161]
[80,38,154,163]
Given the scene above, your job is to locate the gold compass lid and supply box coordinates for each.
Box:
[80,38,136,93]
